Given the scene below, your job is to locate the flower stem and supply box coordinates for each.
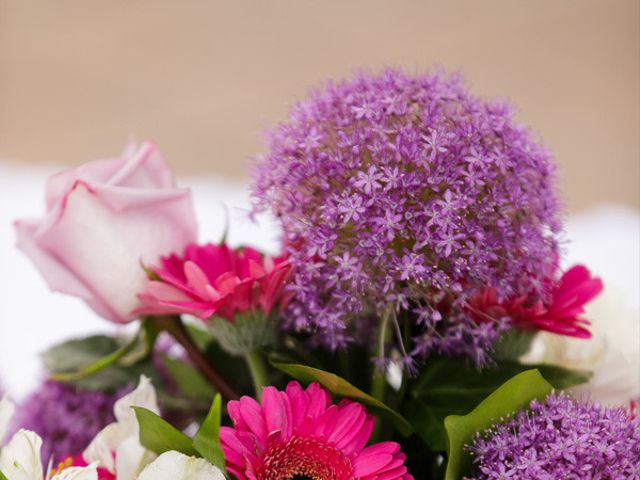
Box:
[370,311,390,442]
[244,350,268,401]
[371,310,390,402]
[157,315,240,401]
[370,370,388,404]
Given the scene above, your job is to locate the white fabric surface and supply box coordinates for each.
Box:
[0,161,638,398]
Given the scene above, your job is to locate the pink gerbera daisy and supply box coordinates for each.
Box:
[470,264,603,338]
[220,381,413,480]
[136,243,292,321]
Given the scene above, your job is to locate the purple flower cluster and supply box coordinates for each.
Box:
[12,380,129,462]
[252,69,561,364]
[466,393,640,479]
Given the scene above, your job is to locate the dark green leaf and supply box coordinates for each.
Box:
[160,355,216,400]
[193,394,226,471]
[405,358,590,451]
[42,335,120,372]
[272,361,412,437]
[0,470,9,480]
[444,369,553,480]
[492,329,535,360]
[133,407,199,457]
[204,340,254,394]
[42,333,159,391]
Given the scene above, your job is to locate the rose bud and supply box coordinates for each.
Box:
[14,141,198,323]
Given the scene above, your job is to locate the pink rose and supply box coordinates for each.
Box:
[14,141,198,323]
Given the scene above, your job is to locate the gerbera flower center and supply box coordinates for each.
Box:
[260,436,353,480]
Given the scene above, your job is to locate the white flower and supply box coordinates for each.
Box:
[136,451,225,480]
[0,397,96,480]
[0,429,43,480]
[83,376,159,480]
[48,467,97,480]
[523,286,640,405]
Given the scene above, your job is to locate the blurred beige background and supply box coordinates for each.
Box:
[0,0,638,212]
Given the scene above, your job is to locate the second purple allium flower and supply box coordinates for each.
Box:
[252,69,562,365]
[12,380,130,463]
[465,393,640,479]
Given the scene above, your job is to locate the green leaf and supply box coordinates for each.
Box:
[271,361,412,437]
[405,358,590,451]
[42,335,121,373]
[44,319,162,390]
[120,318,161,366]
[160,355,215,400]
[42,335,151,391]
[133,407,200,457]
[492,329,535,360]
[49,334,139,383]
[193,394,226,471]
[444,369,553,480]
[0,471,8,480]
[185,322,216,351]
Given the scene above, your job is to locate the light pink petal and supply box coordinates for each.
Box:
[14,219,94,300]
[184,261,212,299]
[145,281,193,302]
[42,183,195,322]
[106,141,176,189]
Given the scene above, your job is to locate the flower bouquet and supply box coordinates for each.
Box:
[3,69,638,480]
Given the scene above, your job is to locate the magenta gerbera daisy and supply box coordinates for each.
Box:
[220,381,413,480]
[136,242,292,321]
[469,264,603,339]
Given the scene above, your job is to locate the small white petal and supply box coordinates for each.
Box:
[50,463,98,480]
[0,429,43,480]
[136,451,225,480]
[115,437,155,480]
[113,376,159,427]
[82,424,120,474]
[83,376,159,476]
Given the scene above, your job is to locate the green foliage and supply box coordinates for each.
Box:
[160,355,215,400]
[42,334,158,391]
[204,340,254,395]
[443,369,553,480]
[405,358,591,451]
[185,322,217,351]
[193,394,226,472]
[135,396,228,476]
[209,312,278,356]
[272,361,413,437]
[491,329,536,360]
[133,407,200,457]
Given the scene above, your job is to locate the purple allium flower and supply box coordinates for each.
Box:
[465,392,640,480]
[12,380,130,463]
[252,69,561,364]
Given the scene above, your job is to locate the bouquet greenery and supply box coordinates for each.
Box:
[3,69,637,480]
